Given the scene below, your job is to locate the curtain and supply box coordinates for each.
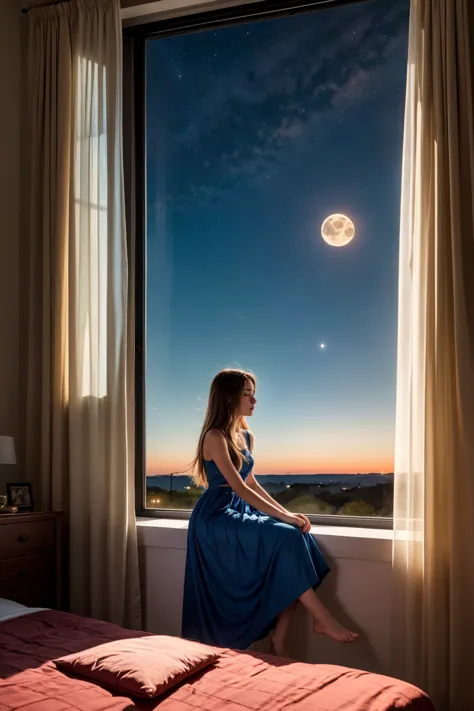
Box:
[25,0,141,628]
[392,1,474,709]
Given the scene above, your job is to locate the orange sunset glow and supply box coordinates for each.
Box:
[146,454,394,477]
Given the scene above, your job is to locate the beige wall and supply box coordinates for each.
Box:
[0,0,21,488]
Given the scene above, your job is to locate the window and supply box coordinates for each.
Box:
[134,0,409,521]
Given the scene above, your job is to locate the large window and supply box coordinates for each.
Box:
[137,0,409,521]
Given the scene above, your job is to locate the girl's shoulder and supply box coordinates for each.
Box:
[205,428,225,441]
[202,429,225,460]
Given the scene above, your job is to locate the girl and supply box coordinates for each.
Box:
[182,368,358,655]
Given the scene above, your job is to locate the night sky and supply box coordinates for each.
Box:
[145,0,410,476]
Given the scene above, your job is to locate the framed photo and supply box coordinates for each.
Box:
[6,483,34,512]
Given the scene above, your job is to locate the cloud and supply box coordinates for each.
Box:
[149,0,409,207]
[273,116,305,141]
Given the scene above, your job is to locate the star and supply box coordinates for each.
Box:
[320,343,326,350]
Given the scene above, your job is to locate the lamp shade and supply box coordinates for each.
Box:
[0,436,16,465]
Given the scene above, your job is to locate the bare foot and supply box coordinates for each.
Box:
[313,617,359,644]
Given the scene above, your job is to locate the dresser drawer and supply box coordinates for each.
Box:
[0,553,55,608]
[0,520,55,559]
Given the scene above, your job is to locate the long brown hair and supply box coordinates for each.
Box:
[191,369,256,488]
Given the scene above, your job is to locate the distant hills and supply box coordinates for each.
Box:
[146,473,394,494]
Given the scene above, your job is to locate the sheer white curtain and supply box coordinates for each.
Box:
[25,0,141,627]
[392,1,474,709]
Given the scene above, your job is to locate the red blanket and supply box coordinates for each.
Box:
[0,610,434,711]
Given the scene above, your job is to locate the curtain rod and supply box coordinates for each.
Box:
[22,0,72,14]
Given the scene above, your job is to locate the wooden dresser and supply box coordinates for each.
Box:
[0,511,63,609]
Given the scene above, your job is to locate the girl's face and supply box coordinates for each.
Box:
[238,379,257,417]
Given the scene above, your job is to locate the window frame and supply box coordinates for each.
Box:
[126,0,395,530]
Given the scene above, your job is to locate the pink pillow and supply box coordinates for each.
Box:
[54,635,219,698]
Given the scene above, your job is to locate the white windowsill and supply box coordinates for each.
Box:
[137,517,393,563]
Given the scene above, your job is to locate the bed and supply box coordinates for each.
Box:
[0,599,434,711]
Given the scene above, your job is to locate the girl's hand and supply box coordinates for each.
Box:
[280,512,307,531]
[294,514,311,534]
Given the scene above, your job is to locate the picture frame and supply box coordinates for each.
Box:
[6,483,34,512]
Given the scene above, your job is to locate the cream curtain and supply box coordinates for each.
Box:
[392,1,474,709]
[25,0,141,628]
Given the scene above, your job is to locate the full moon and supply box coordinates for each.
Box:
[321,214,355,247]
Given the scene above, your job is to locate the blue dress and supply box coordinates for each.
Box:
[182,431,330,650]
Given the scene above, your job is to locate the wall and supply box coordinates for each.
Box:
[0,0,21,488]
[138,520,393,675]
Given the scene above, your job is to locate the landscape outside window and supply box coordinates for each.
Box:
[144,0,409,517]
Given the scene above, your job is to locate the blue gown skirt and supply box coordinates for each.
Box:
[182,487,330,650]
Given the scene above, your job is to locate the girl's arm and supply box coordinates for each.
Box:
[246,472,291,515]
[246,432,311,533]
[205,430,303,526]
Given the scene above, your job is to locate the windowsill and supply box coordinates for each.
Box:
[136,517,393,562]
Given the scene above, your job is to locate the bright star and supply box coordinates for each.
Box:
[320,343,326,349]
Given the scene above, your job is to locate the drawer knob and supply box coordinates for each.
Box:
[18,534,28,543]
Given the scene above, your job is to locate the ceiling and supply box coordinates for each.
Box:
[19,0,250,25]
